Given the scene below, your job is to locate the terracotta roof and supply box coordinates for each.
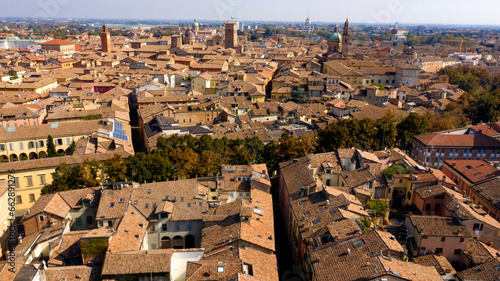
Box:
[456,259,500,281]
[0,119,102,142]
[444,159,500,184]
[415,133,500,147]
[463,240,498,266]
[407,215,472,237]
[102,249,174,276]
[414,184,447,199]
[0,151,131,173]
[25,193,70,219]
[39,39,76,45]
[107,205,148,253]
[472,179,500,210]
[44,265,100,281]
[309,231,402,281]
[202,189,275,253]
[413,254,456,276]
[378,257,442,281]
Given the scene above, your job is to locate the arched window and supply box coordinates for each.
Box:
[185,235,195,248]
[160,236,171,249]
[173,236,183,249]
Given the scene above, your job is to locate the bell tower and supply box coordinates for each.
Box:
[101,25,112,53]
[342,18,349,55]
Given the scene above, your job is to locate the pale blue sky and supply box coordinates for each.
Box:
[2,0,500,25]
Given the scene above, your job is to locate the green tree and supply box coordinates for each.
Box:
[366,199,390,218]
[47,135,58,157]
[41,163,73,194]
[103,154,128,183]
[383,164,414,180]
[82,114,102,120]
[396,113,428,153]
[287,86,309,104]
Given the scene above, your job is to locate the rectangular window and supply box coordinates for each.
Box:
[16,195,22,204]
[39,174,46,185]
[75,217,82,226]
[0,144,5,151]
[86,216,93,225]
[26,176,33,187]
[460,238,465,243]
[435,248,443,254]
[56,139,63,145]
[175,223,180,231]
[9,143,14,150]
[243,262,254,276]
[66,138,71,145]
[435,204,441,212]
[37,140,44,148]
[151,243,156,250]
[162,224,167,231]
[19,142,24,150]
[14,177,19,188]
[441,237,446,242]
[425,204,431,211]
[29,193,35,202]
[28,142,35,149]
[454,249,461,255]
[187,222,192,230]
[39,215,44,221]
[150,224,156,232]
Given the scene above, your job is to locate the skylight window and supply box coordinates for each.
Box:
[110,202,114,208]
[6,127,15,132]
[119,198,124,203]
[50,123,59,128]
[352,239,366,248]
[147,189,151,194]
[312,218,321,225]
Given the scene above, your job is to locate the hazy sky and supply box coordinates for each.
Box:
[2,0,500,25]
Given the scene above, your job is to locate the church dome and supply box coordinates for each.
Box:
[329,31,342,41]
[185,28,195,38]
[193,19,199,27]
[329,24,342,41]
